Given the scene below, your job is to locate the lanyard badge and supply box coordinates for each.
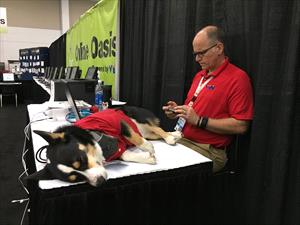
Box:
[174,76,213,131]
[174,117,186,131]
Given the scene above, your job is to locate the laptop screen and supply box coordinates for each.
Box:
[85,67,98,79]
[69,67,79,80]
[65,67,72,79]
[64,81,81,121]
[3,73,15,81]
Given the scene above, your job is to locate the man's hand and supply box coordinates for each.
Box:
[174,105,199,126]
[162,101,178,119]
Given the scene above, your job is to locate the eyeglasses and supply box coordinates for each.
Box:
[193,43,218,58]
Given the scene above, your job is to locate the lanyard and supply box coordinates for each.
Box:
[174,75,213,131]
[188,76,213,107]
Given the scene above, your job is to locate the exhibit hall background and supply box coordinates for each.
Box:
[120,0,300,225]
[66,0,118,97]
[0,0,95,68]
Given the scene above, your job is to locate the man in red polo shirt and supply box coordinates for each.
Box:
[162,25,253,172]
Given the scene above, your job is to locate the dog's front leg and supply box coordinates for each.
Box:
[146,126,182,145]
[120,150,156,164]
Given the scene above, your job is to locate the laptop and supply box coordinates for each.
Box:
[64,81,82,121]
[52,67,59,80]
[69,66,81,80]
[58,67,65,79]
[85,66,98,79]
[65,67,72,79]
[63,81,92,121]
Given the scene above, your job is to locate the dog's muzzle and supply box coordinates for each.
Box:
[57,164,108,187]
[84,166,108,187]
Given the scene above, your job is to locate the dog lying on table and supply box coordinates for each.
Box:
[27,106,182,187]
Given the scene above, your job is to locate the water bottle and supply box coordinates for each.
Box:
[95,80,104,111]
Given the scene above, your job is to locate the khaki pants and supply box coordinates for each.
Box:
[178,138,228,173]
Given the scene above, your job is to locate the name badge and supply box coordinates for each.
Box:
[174,117,186,131]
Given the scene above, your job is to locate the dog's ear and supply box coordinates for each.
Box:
[33,130,65,144]
[23,166,55,182]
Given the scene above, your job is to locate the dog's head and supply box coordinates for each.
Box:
[26,126,107,187]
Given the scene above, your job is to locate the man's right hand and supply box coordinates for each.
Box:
[162,101,178,119]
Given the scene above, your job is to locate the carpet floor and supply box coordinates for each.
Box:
[0,102,29,225]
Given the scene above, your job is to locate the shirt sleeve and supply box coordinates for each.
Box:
[228,73,254,120]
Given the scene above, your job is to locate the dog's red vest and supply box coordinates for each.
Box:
[74,109,141,161]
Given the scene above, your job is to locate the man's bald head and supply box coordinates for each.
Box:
[192,25,226,72]
[194,25,225,45]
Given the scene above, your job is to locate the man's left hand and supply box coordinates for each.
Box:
[174,105,199,126]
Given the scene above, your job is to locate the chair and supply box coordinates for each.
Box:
[209,135,240,224]
[215,135,239,176]
[0,84,18,107]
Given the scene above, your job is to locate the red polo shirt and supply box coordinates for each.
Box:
[182,58,253,148]
[74,109,141,161]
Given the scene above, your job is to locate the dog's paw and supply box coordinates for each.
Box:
[120,151,156,164]
[165,131,183,145]
[164,135,177,145]
[169,131,183,139]
[143,152,156,164]
[139,139,155,154]
[135,152,156,164]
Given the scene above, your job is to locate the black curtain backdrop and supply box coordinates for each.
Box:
[120,0,300,224]
[49,33,66,67]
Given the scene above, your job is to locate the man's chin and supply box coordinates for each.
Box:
[200,65,207,70]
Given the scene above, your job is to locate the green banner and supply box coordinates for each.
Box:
[66,0,118,97]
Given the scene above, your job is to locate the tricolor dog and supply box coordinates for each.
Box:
[27,106,182,187]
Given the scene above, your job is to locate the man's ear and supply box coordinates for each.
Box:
[33,130,65,144]
[23,166,55,181]
[216,42,224,55]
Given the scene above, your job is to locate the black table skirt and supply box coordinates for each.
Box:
[27,161,212,225]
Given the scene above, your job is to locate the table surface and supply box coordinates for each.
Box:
[0,82,22,85]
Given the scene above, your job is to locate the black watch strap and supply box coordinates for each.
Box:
[199,117,208,128]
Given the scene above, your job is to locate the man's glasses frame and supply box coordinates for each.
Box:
[193,43,218,58]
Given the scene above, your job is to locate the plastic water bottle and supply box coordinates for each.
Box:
[95,80,104,111]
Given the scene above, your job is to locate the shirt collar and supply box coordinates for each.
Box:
[201,57,229,79]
